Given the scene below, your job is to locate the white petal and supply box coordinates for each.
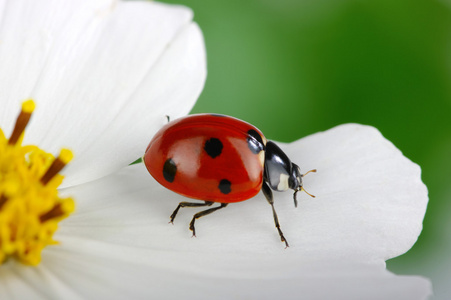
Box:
[0,259,82,300]
[0,0,206,187]
[58,124,427,264]
[0,241,431,299]
[280,123,428,263]
[41,123,429,297]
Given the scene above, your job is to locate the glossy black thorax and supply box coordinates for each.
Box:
[264,141,302,192]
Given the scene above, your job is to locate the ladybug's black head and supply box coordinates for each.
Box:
[264,141,316,207]
[290,163,316,207]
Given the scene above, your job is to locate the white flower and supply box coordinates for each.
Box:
[5,124,429,299]
[0,0,206,188]
[0,0,430,299]
[0,0,204,293]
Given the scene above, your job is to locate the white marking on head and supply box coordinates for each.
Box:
[258,150,265,167]
[277,173,290,191]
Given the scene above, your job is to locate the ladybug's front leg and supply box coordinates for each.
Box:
[262,181,289,248]
[189,203,228,237]
[169,201,214,224]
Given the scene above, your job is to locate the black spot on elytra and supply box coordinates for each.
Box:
[163,158,177,183]
[204,138,223,158]
[247,129,265,154]
[218,179,232,194]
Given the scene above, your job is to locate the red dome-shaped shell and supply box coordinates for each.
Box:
[144,114,267,203]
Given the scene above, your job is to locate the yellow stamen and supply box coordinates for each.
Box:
[40,149,74,185]
[8,99,35,146]
[0,100,74,266]
[22,99,36,113]
[0,194,7,210]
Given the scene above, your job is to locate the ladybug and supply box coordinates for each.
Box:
[144,114,316,247]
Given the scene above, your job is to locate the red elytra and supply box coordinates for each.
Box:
[144,114,266,203]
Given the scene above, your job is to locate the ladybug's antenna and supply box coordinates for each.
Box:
[293,169,317,207]
[301,169,317,177]
[300,187,315,198]
[293,186,316,208]
[301,169,316,198]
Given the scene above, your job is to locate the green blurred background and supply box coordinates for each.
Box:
[161,0,451,297]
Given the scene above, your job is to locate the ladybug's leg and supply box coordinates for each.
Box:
[189,203,228,237]
[262,181,289,248]
[169,201,213,224]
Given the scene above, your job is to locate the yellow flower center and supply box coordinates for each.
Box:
[0,100,74,266]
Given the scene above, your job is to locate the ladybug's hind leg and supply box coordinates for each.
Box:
[262,181,289,248]
[189,203,228,237]
[169,201,214,224]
